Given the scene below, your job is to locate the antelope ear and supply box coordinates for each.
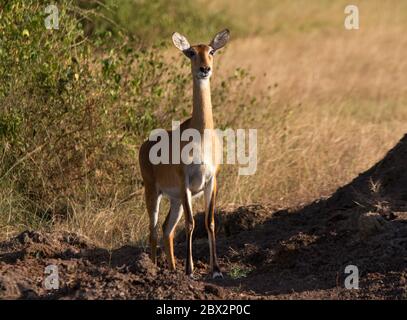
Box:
[209,29,230,51]
[172,32,191,51]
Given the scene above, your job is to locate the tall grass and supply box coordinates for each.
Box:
[214,0,407,207]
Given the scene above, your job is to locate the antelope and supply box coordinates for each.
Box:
[138,29,230,279]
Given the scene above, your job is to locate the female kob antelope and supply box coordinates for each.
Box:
[139,29,230,279]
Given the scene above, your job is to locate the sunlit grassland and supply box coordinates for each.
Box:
[212,0,407,207]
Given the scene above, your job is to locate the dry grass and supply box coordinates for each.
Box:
[2,0,407,248]
[214,0,407,208]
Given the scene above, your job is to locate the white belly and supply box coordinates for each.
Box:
[186,163,215,196]
[159,164,214,200]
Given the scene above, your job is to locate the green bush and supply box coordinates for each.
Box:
[0,0,190,215]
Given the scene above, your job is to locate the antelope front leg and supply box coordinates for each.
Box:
[182,189,195,276]
[144,188,161,265]
[162,199,183,270]
[204,177,223,279]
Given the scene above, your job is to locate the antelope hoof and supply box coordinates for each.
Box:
[212,271,223,279]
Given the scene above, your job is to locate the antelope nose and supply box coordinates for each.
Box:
[200,66,211,73]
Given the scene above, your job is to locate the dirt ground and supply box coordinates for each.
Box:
[1,135,407,300]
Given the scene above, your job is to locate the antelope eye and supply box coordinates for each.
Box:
[209,50,215,56]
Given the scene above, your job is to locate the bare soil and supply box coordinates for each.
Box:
[1,135,407,300]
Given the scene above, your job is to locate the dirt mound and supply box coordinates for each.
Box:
[0,230,227,299]
[326,133,407,217]
[1,135,407,299]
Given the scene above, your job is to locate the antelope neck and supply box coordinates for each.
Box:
[191,78,213,132]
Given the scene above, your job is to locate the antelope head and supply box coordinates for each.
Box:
[172,29,230,80]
